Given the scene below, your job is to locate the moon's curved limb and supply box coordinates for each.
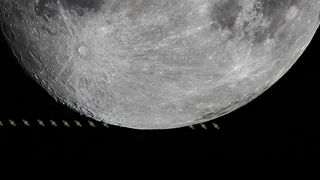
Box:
[1,0,319,129]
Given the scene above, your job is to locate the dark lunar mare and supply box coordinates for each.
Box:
[35,0,59,19]
[210,0,242,31]
[61,0,105,15]
[211,0,301,45]
[35,0,105,18]
[253,0,300,43]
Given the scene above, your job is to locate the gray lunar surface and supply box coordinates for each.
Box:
[1,0,319,129]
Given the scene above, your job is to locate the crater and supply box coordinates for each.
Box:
[285,6,299,20]
[73,43,92,62]
[78,45,88,56]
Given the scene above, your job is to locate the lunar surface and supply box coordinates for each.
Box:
[0,0,319,129]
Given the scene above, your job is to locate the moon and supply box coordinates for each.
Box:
[0,0,319,129]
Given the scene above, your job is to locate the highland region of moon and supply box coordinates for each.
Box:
[1,0,319,129]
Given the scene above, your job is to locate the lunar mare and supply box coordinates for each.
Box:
[0,0,319,129]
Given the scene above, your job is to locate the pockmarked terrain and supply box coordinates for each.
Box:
[1,0,319,129]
